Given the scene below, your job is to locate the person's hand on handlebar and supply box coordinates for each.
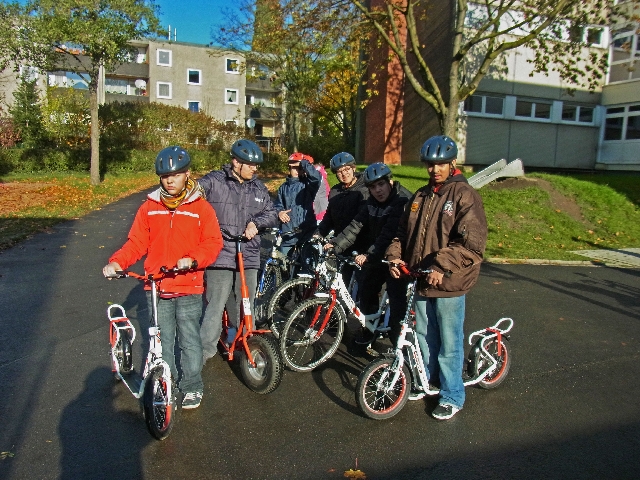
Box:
[103,262,122,279]
[244,221,258,240]
[323,243,334,251]
[354,254,368,267]
[176,257,196,270]
[387,259,406,279]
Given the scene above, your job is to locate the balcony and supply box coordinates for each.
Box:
[246,105,282,120]
[246,77,280,93]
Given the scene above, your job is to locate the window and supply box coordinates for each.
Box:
[561,104,594,123]
[226,119,238,126]
[626,114,640,140]
[603,104,640,141]
[463,94,504,116]
[515,100,551,120]
[157,49,172,67]
[225,89,239,104]
[187,69,201,85]
[609,30,640,83]
[188,101,200,113]
[226,58,240,74]
[246,95,254,105]
[157,81,172,99]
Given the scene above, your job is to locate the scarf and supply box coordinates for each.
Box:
[160,177,203,210]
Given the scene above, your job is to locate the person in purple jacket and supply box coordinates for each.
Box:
[198,139,278,363]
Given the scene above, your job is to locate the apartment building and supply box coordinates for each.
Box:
[359,1,640,171]
[1,39,284,142]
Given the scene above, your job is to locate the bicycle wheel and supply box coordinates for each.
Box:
[267,276,320,338]
[143,367,175,440]
[254,264,282,324]
[112,326,133,374]
[476,339,511,390]
[280,297,345,372]
[356,357,410,420]
[239,334,283,394]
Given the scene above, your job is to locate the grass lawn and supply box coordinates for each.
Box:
[2,166,639,260]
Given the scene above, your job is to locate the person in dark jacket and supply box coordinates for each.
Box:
[198,139,278,363]
[386,135,488,421]
[274,152,322,255]
[326,162,412,344]
[317,152,370,252]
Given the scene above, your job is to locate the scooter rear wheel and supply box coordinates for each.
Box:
[143,367,175,440]
[476,339,511,389]
[356,357,410,420]
[239,334,283,394]
[112,326,133,375]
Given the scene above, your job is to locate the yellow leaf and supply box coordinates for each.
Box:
[60,245,66,248]
[344,469,367,479]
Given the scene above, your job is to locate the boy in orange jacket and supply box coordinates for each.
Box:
[103,146,223,410]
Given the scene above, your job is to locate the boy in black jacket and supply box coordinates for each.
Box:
[326,162,411,344]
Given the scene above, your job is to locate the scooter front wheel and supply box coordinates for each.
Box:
[143,367,176,440]
[356,357,410,420]
[239,334,283,394]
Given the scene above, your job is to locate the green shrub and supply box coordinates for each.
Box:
[297,134,351,166]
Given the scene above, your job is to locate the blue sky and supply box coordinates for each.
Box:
[157,0,231,45]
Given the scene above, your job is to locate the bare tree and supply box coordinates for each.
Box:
[347,0,630,138]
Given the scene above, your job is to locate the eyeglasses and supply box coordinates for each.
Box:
[335,167,353,176]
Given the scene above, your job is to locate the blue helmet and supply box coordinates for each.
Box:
[231,139,263,164]
[420,135,458,163]
[363,162,392,186]
[329,152,355,172]
[155,146,191,175]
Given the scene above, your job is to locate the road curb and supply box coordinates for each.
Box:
[486,258,605,266]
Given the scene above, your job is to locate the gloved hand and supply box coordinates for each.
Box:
[103,262,122,279]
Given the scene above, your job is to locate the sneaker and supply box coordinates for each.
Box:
[182,391,203,410]
[408,391,426,401]
[432,403,460,420]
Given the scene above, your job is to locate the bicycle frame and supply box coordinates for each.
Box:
[314,256,390,335]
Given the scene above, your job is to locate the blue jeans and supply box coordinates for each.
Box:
[200,268,258,360]
[147,293,203,394]
[414,294,466,409]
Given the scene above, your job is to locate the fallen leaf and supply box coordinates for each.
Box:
[344,469,367,479]
[493,281,501,285]
[60,245,66,248]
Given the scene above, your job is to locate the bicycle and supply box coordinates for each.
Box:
[264,236,328,338]
[107,265,194,440]
[278,253,394,372]
[254,227,302,324]
[355,264,514,420]
[217,228,283,394]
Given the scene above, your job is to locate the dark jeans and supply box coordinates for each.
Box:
[147,293,203,394]
[386,275,411,347]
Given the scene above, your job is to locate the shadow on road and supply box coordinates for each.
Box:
[58,367,150,479]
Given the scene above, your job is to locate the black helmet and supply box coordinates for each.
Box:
[330,152,355,172]
[231,139,263,164]
[420,135,458,163]
[155,146,191,175]
[363,162,392,186]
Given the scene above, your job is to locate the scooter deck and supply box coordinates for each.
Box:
[118,371,144,398]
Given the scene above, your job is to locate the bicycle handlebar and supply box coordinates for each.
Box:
[107,262,198,281]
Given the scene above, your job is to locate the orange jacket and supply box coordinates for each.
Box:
[109,188,223,295]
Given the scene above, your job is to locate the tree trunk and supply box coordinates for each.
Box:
[89,85,100,185]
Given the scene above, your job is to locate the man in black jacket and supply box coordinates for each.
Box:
[326,162,412,344]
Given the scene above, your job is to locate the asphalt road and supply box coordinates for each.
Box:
[0,190,639,480]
